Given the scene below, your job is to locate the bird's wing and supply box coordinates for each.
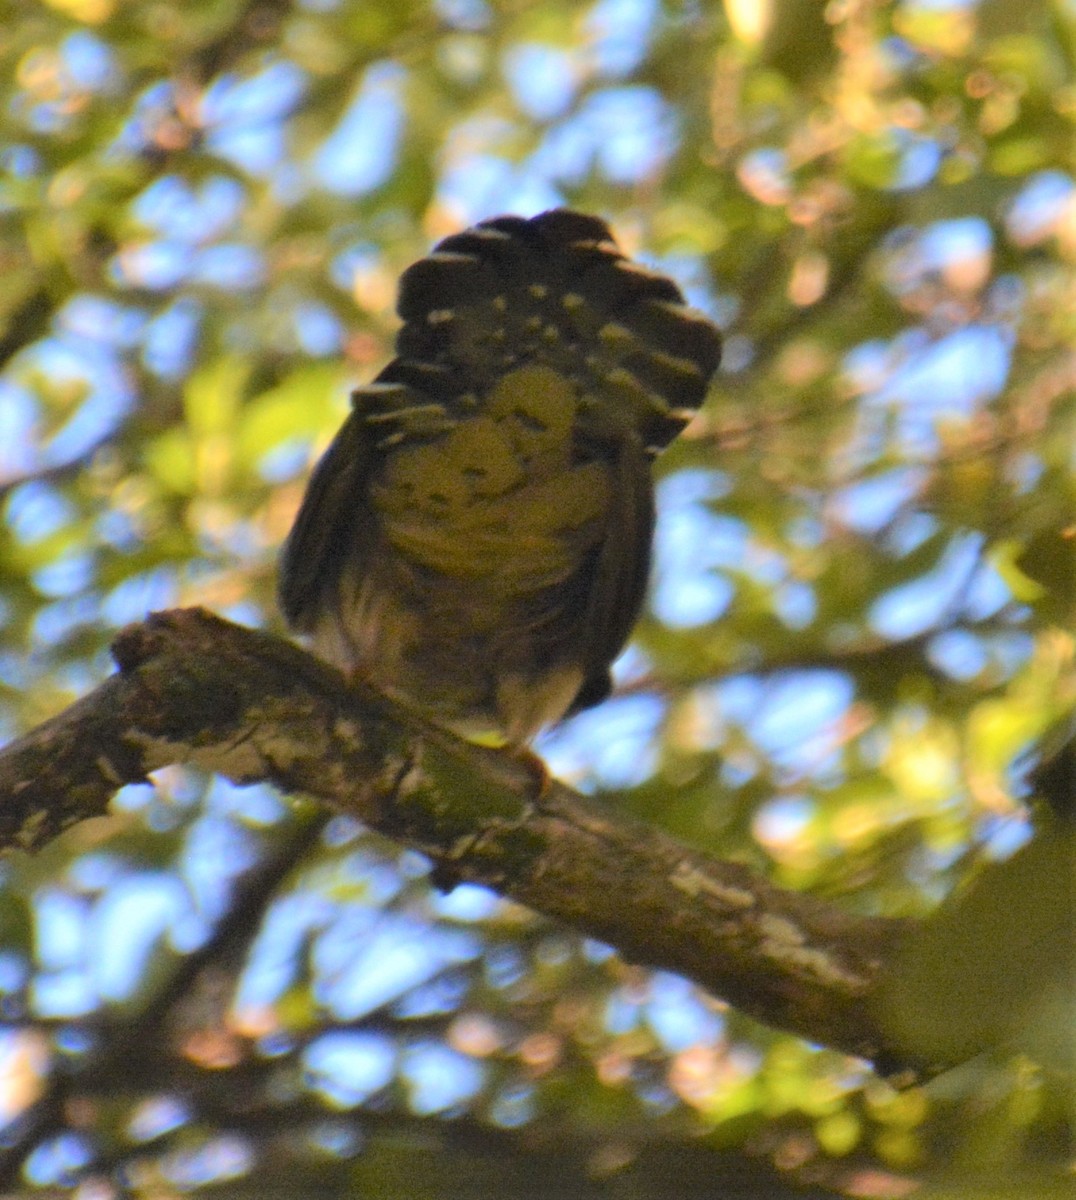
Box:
[570,433,655,714]
[277,408,376,632]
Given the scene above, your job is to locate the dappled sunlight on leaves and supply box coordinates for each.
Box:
[0,0,1073,1195]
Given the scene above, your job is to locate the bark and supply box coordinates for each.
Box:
[0,607,915,1071]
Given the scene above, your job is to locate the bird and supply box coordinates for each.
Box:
[278,209,721,746]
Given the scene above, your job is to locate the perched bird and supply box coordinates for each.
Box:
[279,210,721,745]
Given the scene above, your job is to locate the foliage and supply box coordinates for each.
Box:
[0,0,1073,1196]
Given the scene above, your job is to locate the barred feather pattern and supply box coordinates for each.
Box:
[279,210,722,744]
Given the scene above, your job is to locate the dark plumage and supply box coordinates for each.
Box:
[279,210,721,744]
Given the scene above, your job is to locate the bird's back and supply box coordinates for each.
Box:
[279,210,722,744]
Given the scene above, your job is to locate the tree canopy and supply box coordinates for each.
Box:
[0,1,1073,1197]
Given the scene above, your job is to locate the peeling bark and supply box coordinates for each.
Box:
[0,607,914,1069]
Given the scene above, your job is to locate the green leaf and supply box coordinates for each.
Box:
[144,427,196,494]
[236,363,346,473]
[183,355,250,437]
[879,830,1076,1066]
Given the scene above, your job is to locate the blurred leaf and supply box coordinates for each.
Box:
[1014,528,1076,623]
[183,356,249,437]
[235,363,344,473]
[144,427,197,495]
[879,830,1076,1066]
[844,134,903,190]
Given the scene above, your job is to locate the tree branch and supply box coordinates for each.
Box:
[0,608,914,1069]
